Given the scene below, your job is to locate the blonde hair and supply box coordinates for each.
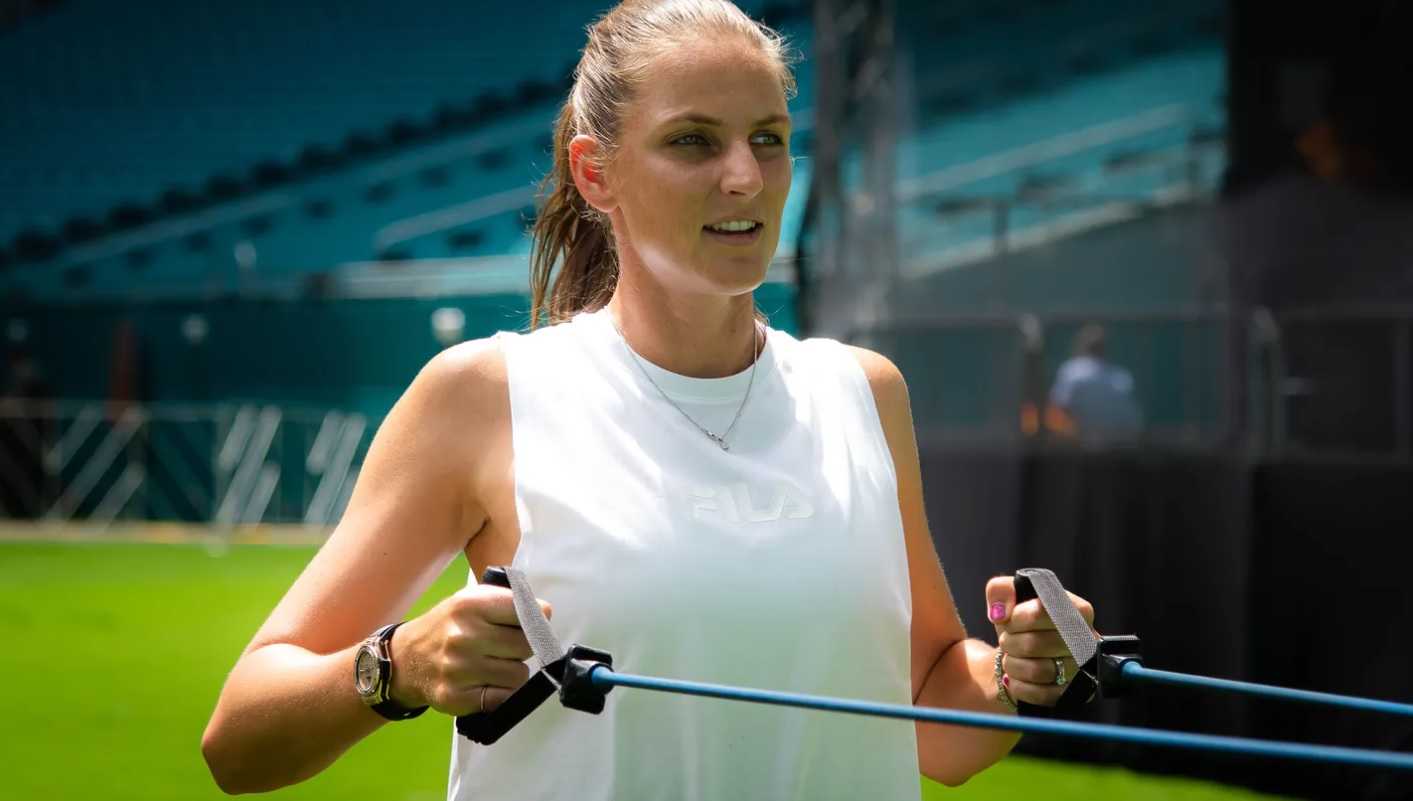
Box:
[528,0,798,328]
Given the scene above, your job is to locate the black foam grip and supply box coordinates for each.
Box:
[455,671,559,745]
[1013,570,1038,606]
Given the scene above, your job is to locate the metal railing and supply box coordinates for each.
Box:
[897,104,1205,201]
[0,401,378,532]
[898,120,1232,278]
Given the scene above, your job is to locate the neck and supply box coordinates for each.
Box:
[607,273,760,379]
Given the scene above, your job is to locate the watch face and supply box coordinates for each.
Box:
[355,646,380,697]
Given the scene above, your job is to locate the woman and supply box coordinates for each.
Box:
[201,1,1097,797]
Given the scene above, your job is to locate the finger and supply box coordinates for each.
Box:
[1008,591,1096,633]
[1003,654,1070,685]
[472,622,538,661]
[999,630,1071,659]
[478,657,532,690]
[985,576,1015,627]
[464,587,553,627]
[433,660,530,717]
[479,685,516,714]
[1007,599,1054,633]
[1070,591,1095,628]
[476,661,533,713]
[1003,676,1068,708]
[446,680,524,717]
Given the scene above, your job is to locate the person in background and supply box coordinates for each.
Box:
[1048,324,1143,442]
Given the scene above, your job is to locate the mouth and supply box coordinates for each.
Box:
[703,220,764,245]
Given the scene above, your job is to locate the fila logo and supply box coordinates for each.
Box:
[687,482,815,523]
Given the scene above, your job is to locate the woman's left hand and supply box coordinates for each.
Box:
[986,576,1098,707]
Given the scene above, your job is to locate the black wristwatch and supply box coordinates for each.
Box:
[355,623,429,721]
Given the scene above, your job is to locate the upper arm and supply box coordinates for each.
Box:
[242,337,508,657]
[846,346,968,701]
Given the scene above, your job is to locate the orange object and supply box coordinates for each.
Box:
[1021,402,1076,436]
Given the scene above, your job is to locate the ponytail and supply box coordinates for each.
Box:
[528,102,618,329]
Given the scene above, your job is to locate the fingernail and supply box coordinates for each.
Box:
[1002,675,1010,687]
[989,603,1006,621]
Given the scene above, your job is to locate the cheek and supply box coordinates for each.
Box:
[766,159,793,203]
[626,168,706,236]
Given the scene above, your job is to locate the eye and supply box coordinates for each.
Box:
[751,132,786,146]
[672,133,709,146]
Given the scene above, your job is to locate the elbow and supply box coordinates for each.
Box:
[201,724,246,795]
[926,765,980,789]
[918,736,1008,789]
[202,720,285,796]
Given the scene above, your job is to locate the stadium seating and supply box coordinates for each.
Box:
[894,0,1224,271]
[0,0,597,240]
[0,0,1230,437]
[0,0,814,301]
[0,0,1221,301]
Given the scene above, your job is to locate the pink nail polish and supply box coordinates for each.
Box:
[989,603,1006,621]
[1002,675,1010,687]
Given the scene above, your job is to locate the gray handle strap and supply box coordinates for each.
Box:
[1016,567,1097,666]
[504,567,566,677]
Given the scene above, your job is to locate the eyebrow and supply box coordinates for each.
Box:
[664,113,792,128]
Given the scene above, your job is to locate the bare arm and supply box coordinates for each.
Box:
[848,347,1020,787]
[201,339,514,794]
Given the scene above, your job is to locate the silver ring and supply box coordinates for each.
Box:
[478,686,489,713]
[1053,657,1068,686]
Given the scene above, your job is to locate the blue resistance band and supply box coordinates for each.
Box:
[589,666,1413,772]
[456,565,1413,774]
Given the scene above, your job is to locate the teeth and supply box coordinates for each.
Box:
[708,220,758,232]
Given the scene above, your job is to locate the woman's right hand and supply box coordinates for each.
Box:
[388,582,553,716]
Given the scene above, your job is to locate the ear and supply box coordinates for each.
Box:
[569,135,617,214]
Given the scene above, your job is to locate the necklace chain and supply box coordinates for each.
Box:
[611,318,761,451]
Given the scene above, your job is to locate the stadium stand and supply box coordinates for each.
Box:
[0,0,813,301]
[0,0,1227,436]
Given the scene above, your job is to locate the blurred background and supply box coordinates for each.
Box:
[1,0,1411,798]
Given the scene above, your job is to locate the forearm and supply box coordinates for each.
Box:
[914,638,1020,787]
[202,643,385,794]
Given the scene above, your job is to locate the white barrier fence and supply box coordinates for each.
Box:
[0,400,377,534]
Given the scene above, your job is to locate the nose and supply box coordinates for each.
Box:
[718,140,764,198]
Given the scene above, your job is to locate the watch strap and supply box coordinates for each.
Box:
[366,622,429,721]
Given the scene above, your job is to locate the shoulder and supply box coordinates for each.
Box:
[783,334,911,418]
[843,345,908,404]
[409,319,584,396]
[380,337,510,468]
[774,335,919,468]
[799,340,914,441]
[842,345,916,447]
[410,336,508,409]
[836,345,923,481]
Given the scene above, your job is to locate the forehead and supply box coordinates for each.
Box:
[628,36,788,127]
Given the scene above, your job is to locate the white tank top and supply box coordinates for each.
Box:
[448,308,920,800]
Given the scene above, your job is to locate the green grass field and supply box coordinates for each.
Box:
[0,540,1293,800]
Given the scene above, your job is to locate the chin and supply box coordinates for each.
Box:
[700,258,773,296]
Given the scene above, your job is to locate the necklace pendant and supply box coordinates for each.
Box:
[712,435,729,451]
